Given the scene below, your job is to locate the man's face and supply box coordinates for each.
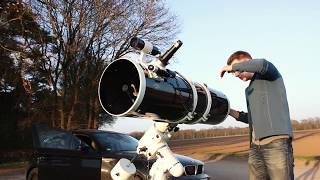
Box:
[230,58,254,81]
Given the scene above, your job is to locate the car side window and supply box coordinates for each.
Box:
[94,133,138,152]
[37,129,81,150]
[74,134,96,150]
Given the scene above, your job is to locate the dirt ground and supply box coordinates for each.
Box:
[293,131,320,157]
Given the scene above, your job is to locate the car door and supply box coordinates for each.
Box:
[72,133,103,179]
[32,124,101,180]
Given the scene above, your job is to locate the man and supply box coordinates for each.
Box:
[220,51,294,180]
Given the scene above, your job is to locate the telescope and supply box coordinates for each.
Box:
[100,37,230,180]
[98,37,229,125]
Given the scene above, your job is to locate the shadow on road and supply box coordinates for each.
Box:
[296,157,320,180]
[208,149,249,162]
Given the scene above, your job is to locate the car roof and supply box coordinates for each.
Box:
[72,129,127,136]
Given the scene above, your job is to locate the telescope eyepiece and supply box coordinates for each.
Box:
[159,40,183,66]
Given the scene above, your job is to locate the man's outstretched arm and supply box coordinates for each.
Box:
[229,109,249,124]
[232,59,280,80]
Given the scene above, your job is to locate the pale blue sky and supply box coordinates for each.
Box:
[101,0,320,133]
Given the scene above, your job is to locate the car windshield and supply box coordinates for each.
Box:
[94,132,138,152]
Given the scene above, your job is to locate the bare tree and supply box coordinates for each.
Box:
[27,0,180,129]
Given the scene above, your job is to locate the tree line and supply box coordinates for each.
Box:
[0,0,179,149]
[130,117,320,140]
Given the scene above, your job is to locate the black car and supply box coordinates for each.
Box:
[26,125,210,180]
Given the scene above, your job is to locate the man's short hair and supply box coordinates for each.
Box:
[227,51,252,65]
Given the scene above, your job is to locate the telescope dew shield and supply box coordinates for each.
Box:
[98,59,229,125]
[99,59,194,121]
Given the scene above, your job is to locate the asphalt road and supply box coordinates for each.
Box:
[0,160,249,180]
[0,168,24,180]
[205,158,320,180]
[0,161,247,180]
[0,174,24,180]
[205,159,249,180]
[1,156,320,180]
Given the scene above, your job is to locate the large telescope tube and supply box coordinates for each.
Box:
[98,58,229,125]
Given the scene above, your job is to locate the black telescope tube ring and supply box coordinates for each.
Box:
[186,83,212,124]
[173,72,198,124]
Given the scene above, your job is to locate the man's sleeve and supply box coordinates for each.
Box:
[236,111,249,124]
[232,59,280,80]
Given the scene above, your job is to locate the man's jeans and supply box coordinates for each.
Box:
[249,138,294,180]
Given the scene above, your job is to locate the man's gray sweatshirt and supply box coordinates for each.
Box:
[232,59,293,141]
